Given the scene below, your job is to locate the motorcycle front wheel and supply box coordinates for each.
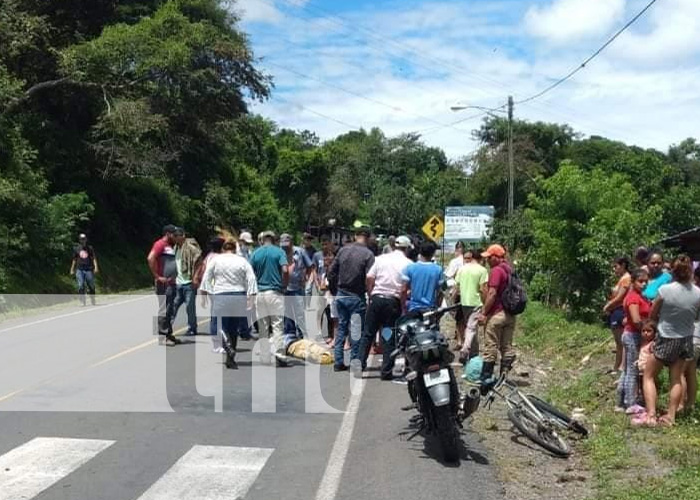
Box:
[433,405,460,463]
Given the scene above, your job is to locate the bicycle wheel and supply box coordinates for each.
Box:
[507,407,571,457]
[527,395,588,437]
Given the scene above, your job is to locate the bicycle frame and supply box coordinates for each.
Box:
[483,373,548,423]
[481,371,576,457]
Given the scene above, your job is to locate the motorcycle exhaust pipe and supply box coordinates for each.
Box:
[461,386,481,418]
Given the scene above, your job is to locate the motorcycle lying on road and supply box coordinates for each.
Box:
[391,304,480,463]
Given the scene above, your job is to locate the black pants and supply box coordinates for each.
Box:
[360,295,402,376]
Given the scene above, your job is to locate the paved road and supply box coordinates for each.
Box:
[0,294,503,500]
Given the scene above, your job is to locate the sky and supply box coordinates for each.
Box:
[233,0,700,159]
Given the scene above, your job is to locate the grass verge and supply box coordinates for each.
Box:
[1,248,151,319]
[518,302,700,500]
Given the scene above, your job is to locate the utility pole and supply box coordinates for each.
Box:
[507,95,514,216]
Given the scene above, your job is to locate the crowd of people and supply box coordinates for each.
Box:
[74,225,699,419]
[603,247,700,426]
[144,224,521,387]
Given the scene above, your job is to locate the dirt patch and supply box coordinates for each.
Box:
[465,355,596,500]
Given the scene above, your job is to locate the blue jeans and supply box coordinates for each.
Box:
[334,292,366,368]
[173,283,198,335]
[76,270,95,305]
[284,289,306,349]
[212,292,249,343]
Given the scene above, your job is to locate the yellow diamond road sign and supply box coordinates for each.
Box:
[422,215,444,242]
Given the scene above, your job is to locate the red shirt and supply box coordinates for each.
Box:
[487,262,512,315]
[623,289,650,333]
[150,237,177,278]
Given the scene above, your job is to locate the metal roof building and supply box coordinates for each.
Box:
[659,226,700,260]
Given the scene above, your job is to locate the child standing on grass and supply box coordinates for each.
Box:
[631,321,657,423]
[637,321,657,379]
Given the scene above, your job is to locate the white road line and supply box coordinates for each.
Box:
[0,437,114,500]
[0,295,149,334]
[314,359,372,500]
[136,446,274,500]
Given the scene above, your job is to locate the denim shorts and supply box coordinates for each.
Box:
[608,307,625,328]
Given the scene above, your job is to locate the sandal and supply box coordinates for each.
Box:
[632,414,656,427]
[625,404,646,415]
[658,415,674,427]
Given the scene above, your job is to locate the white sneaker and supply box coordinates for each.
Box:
[211,347,225,354]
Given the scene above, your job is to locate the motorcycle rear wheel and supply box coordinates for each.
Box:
[433,405,460,463]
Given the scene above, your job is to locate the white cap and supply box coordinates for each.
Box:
[78,233,87,239]
[239,231,254,244]
[395,235,413,248]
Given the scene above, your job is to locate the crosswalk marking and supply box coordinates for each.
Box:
[0,437,115,500]
[136,445,274,500]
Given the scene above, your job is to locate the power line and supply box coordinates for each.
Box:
[264,60,474,133]
[257,0,510,99]
[249,0,640,142]
[516,0,660,105]
[272,95,361,130]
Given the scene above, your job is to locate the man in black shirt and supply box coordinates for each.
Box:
[327,227,375,372]
[70,233,99,306]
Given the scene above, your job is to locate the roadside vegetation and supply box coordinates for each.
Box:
[2,1,700,298]
[517,302,700,500]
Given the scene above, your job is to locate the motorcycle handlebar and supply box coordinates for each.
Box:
[422,303,461,320]
[390,304,461,359]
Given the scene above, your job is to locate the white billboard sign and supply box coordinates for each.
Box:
[443,206,495,247]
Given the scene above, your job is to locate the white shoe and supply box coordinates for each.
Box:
[211,347,225,354]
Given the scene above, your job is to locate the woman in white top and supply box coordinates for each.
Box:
[200,238,258,367]
[640,255,700,426]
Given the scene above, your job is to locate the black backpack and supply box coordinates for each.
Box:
[502,269,527,315]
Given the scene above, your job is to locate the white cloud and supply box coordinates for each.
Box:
[611,0,700,64]
[241,0,700,159]
[235,0,284,24]
[234,0,312,25]
[525,0,626,43]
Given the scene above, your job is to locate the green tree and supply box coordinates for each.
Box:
[467,117,576,213]
[524,162,662,318]
[668,137,700,184]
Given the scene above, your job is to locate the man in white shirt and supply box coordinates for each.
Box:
[359,236,413,379]
[445,241,466,345]
[445,241,466,287]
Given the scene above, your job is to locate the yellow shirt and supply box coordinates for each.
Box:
[456,262,489,307]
